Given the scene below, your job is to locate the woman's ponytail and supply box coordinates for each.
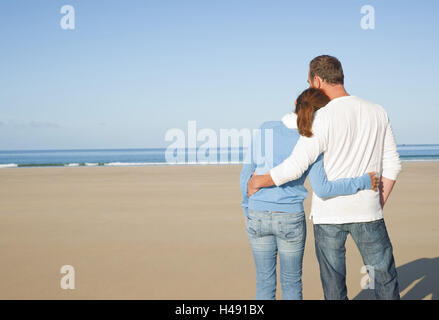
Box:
[294,88,330,137]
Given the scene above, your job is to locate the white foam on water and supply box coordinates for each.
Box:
[105,162,154,166]
[401,159,439,162]
[0,163,18,168]
[104,161,243,167]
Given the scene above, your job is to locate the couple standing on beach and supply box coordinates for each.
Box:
[240,55,402,300]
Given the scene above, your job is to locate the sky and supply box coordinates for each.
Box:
[0,0,438,150]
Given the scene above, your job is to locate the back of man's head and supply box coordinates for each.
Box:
[309,55,344,85]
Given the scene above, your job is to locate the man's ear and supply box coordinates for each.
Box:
[314,76,322,88]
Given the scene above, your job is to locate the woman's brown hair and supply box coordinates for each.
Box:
[295,88,330,137]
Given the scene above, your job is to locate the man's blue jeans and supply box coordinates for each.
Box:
[246,209,306,300]
[313,219,400,300]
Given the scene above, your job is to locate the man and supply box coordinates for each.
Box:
[247,55,402,300]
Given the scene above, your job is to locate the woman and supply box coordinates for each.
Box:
[240,88,378,300]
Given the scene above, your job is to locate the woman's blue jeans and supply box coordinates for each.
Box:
[246,209,306,300]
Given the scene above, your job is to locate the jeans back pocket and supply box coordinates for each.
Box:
[246,215,262,238]
[278,216,305,242]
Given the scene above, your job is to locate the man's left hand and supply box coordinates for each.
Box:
[247,173,275,197]
[247,173,260,197]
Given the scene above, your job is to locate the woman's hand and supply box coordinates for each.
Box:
[368,172,380,191]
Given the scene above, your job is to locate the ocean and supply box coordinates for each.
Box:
[0,145,438,168]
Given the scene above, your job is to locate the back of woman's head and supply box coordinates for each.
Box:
[294,88,330,137]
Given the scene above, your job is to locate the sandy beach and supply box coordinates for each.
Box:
[0,162,438,300]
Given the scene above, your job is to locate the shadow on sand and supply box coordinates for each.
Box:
[354,257,439,300]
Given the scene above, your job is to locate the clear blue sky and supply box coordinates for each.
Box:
[1,0,438,149]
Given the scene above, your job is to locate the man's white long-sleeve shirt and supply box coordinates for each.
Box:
[270,95,402,224]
